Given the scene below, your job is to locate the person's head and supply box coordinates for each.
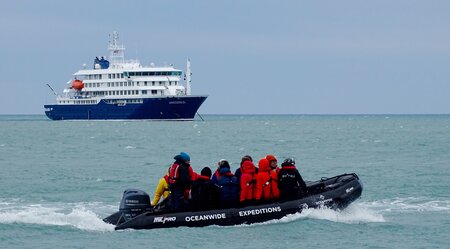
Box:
[240,155,253,166]
[180,152,190,163]
[258,158,270,171]
[201,166,212,178]
[281,158,295,167]
[218,159,230,169]
[266,154,278,169]
[241,160,256,173]
[174,152,191,163]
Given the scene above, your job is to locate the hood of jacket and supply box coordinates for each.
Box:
[258,158,271,172]
[242,160,256,174]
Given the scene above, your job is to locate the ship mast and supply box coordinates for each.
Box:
[186,59,192,95]
[108,31,125,68]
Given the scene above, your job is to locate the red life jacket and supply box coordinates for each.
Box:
[168,162,196,185]
[256,171,279,200]
[168,163,181,185]
[240,161,257,202]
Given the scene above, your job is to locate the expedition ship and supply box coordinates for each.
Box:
[44,32,207,120]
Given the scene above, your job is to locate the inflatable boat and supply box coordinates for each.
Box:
[104,173,362,230]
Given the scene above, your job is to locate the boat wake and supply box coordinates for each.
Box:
[358,197,450,213]
[0,199,115,232]
[234,197,450,227]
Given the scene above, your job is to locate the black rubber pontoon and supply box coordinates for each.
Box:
[104,173,362,230]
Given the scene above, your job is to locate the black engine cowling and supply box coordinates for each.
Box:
[119,188,152,221]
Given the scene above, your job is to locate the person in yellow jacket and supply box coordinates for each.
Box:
[151,168,171,207]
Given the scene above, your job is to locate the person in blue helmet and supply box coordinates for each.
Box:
[168,152,197,211]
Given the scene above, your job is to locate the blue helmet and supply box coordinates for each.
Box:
[180,152,190,162]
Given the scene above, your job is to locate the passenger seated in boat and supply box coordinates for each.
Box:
[190,167,219,211]
[278,158,308,201]
[151,167,171,207]
[255,158,280,204]
[239,160,258,206]
[216,160,239,208]
[212,159,229,184]
[235,155,254,182]
[168,152,197,211]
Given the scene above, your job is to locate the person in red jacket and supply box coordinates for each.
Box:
[168,152,197,211]
[256,158,280,203]
[266,154,280,174]
[239,160,257,206]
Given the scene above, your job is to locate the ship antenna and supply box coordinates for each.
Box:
[108,31,125,67]
[186,58,192,95]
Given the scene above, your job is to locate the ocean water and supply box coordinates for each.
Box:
[0,115,449,248]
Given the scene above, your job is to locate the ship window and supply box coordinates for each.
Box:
[142,72,148,76]
[137,82,140,86]
[159,81,163,86]
[128,82,131,86]
[136,72,142,76]
[119,82,123,87]
[135,90,138,95]
[112,74,116,79]
[120,91,123,95]
[124,72,129,77]
[152,81,155,86]
[99,75,102,79]
[169,81,171,86]
[149,72,155,76]
[142,90,147,94]
[128,90,131,95]
[161,72,168,76]
[144,81,147,86]
[152,90,157,95]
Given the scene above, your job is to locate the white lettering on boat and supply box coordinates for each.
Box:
[315,198,333,206]
[169,101,186,104]
[154,216,177,224]
[185,213,226,222]
[238,206,282,217]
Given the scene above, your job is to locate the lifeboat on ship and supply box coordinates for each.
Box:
[103,173,363,230]
[71,79,84,91]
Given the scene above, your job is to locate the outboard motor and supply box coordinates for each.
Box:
[119,188,152,221]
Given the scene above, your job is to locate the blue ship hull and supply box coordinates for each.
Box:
[44,96,207,120]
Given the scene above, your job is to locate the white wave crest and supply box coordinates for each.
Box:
[359,197,450,213]
[0,201,115,232]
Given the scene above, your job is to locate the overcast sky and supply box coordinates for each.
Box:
[0,0,449,114]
